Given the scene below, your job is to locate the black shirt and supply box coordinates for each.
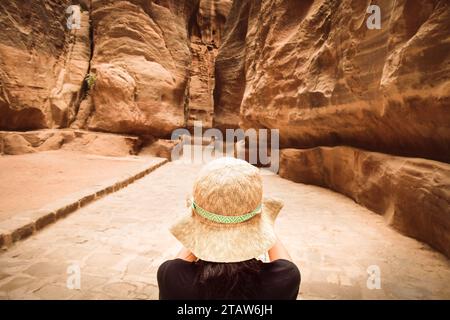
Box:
[157,258,301,300]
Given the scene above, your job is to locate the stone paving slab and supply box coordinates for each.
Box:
[0,157,167,251]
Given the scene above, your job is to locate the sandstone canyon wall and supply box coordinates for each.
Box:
[0,0,91,130]
[215,0,450,162]
[0,0,231,136]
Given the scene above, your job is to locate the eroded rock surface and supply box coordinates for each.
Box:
[0,0,231,137]
[86,0,231,135]
[0,0,449,262]
[0,0,91,130]
[86,0,198,136]
[279,147,450,258]
[215,0,450,162]
[139,139,181,160]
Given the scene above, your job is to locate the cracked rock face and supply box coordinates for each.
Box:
[215,0,450,162]
[0,0,449,260]
[1,0,448,155]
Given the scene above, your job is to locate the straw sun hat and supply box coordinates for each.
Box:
[170,157,283,263]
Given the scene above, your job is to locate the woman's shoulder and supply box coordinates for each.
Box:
[158,258,194,273]
[261,259,301,298]
[269,258,299,267]
[157,259,199,299]
[264,259,301,280]
[157,259,196,285]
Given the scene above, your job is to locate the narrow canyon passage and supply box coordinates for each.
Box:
[0,0,448,305]
[0,160,449,299]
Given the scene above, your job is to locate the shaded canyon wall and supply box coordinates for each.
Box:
[187,0,232,128]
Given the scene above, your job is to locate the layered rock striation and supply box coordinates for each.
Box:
[1,0,449,258]
[214,0,450,257]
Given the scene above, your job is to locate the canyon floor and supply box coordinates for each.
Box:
[0,156,449,299]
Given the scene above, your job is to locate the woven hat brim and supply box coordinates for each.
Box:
[170,197,283,263]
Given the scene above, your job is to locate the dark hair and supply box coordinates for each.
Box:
[194,258,263,299]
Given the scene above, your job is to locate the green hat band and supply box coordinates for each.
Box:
[192,201,262,224]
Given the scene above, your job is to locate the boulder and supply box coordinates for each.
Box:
[37,134,65,152]
[140,139,181,160]
[3,134,36,155]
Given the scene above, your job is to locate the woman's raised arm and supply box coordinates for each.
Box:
[175,246,197,262]
[268,236,292,262]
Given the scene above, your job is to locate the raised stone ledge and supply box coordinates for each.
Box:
[0,129,142,157]
[279,146,450,258]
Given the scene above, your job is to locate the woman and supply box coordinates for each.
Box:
[157,157,300,299]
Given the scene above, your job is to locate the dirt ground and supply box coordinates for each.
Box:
[0,151,155,221]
